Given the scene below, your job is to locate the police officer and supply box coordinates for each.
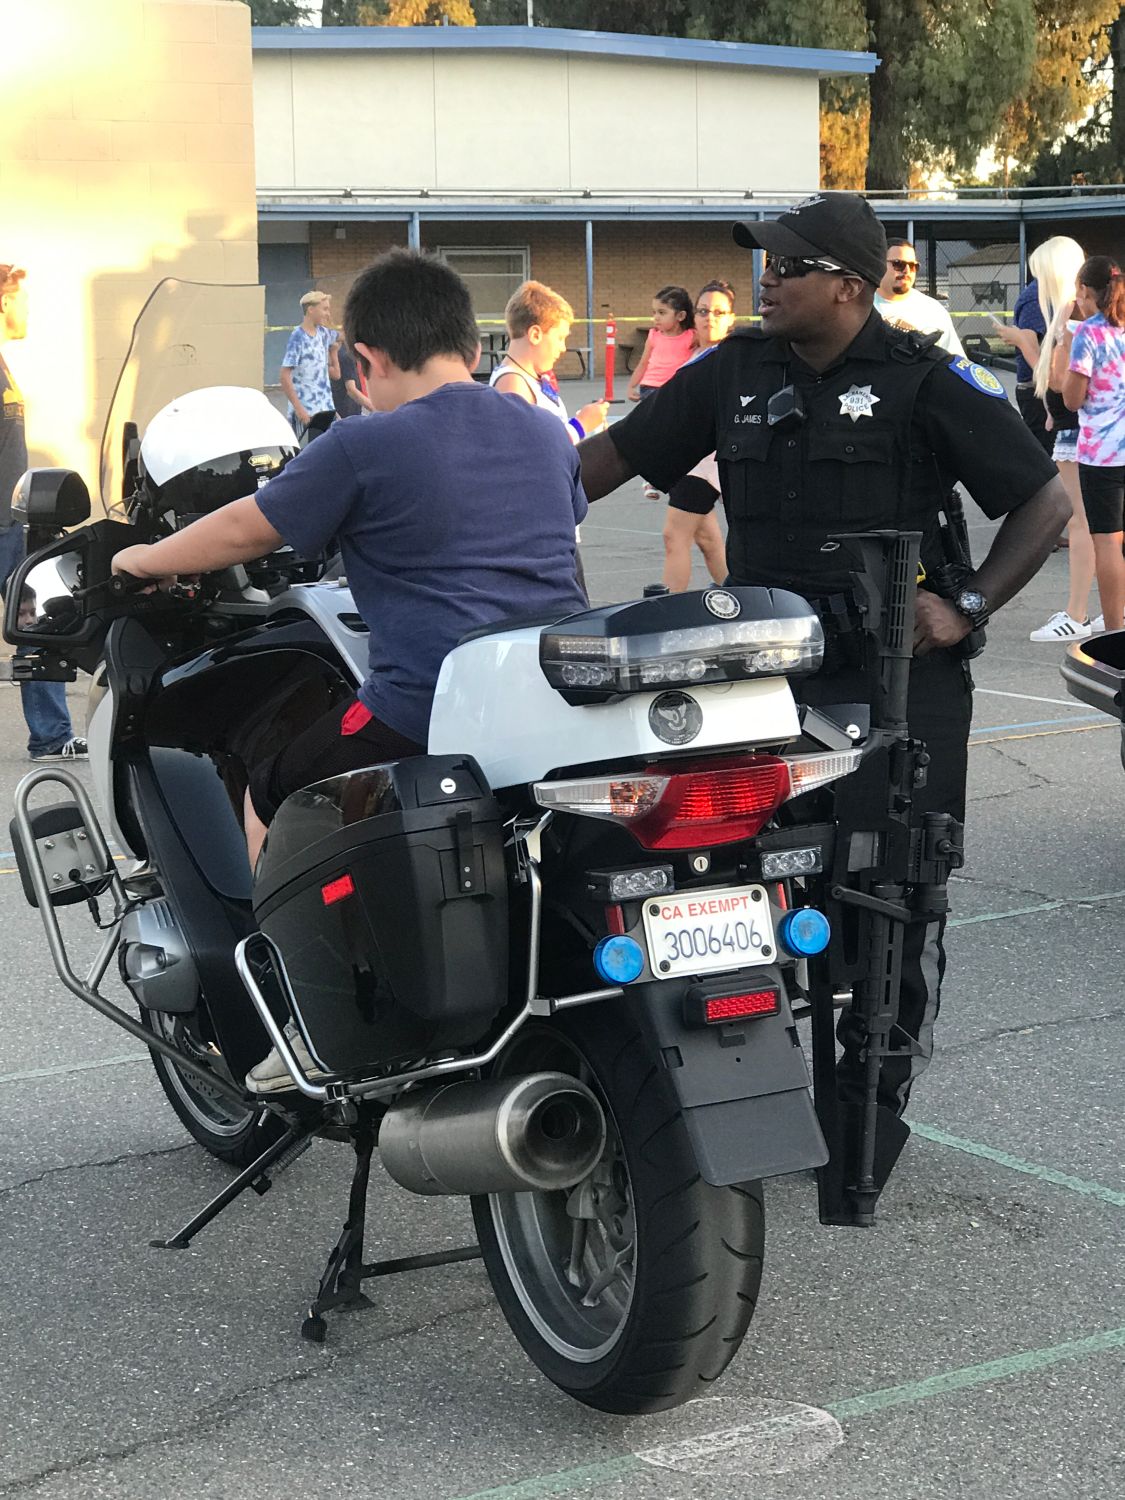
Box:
[579,193,1069,1191]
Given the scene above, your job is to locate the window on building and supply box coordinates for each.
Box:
[436,247,530,326]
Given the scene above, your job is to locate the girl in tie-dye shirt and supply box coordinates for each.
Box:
[1064,257,1125,629]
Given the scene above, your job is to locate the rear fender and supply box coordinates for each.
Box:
[626,973,827,1186]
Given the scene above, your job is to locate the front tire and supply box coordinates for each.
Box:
[143,1006,288,1167]
[471,1009,765,1414]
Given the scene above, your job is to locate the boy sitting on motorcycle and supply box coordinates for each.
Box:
[112,249,588,869]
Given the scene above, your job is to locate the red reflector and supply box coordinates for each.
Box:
[631,756,791,851]
[321,873,355,906]
[704,989,779,1023]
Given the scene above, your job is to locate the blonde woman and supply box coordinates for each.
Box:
[996,237,1096,640]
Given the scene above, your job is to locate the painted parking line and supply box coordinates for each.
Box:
[912,1122,1125,1209]
[0,1052,147,1086]
[974,687,1086,708]
[451,1327,1125,1500]
[970,712,1104,735]
[948,885,1125,929]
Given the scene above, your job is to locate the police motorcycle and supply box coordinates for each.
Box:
[4,371,963,1413]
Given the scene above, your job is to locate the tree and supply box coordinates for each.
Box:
[991,0,1119,186]
[1027,7,1125,185]
[863,0,1037,189]
[237,0,313,21]
[322,0,476,19]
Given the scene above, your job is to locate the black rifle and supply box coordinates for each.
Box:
[806,531,964,1228]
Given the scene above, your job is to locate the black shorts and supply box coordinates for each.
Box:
[1079,463,1125,535]
[248,696,425,824]
[667,475,720,516]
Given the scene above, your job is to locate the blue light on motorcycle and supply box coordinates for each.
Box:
[777,907,831,957]
[593,935,645,985]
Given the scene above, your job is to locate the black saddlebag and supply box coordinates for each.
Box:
[252,756,508,1074]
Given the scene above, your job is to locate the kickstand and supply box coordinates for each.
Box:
[151,1122,316,1250]
[302,1118,376,1342]
[300,1115,484,1344]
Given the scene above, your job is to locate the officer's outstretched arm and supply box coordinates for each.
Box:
[578,431,636,502]
[972,475,1071,612]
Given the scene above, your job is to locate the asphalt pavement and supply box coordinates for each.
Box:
[1,381,1123,1498]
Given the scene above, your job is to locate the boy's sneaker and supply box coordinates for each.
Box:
[29,736,88,762]
[246,1021,332,1095]
[1028,611,1091,642]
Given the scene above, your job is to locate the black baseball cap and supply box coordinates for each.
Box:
[733,193,887,287]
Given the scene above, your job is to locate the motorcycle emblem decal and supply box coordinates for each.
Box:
[703,589,741,619]
[649,691,703,746]
[838,385,881,422]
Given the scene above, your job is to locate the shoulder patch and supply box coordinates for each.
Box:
[946,357,1007,399]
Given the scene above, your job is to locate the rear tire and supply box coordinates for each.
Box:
[472,1008,765,1414]
[143,1006,287,1168]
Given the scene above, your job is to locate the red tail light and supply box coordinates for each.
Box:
[533,754,793,850]
[631,756,791,850]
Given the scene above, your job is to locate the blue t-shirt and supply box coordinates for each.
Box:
[256,381,589,744]
[1013,280,1046,385]
[281,325,336,421]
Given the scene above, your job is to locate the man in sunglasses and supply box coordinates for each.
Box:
[875,238,964,357]
[578,191,1068,1213]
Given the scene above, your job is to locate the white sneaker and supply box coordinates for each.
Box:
[643,485,660,499]
[1029,611,1092,642]
[246,1021,331,1094]
[1091,614,1105,633]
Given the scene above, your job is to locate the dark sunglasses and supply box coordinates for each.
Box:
[765,253,858,280]
[889,258,919,272]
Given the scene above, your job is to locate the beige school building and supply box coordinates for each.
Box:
[252,24,878,380]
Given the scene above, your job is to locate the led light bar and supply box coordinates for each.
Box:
[587,865,675,901]
[540,614,824,696]
[760,846,823,879]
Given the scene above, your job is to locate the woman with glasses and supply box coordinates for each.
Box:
[660,280,736,591]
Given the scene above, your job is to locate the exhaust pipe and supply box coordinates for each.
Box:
[378,1071,606,1196]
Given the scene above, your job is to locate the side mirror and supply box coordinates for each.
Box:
[12,468,92,530]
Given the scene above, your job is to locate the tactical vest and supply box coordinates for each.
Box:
[714,328,950,593]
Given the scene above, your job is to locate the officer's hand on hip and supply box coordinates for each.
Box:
[914,591,972,655]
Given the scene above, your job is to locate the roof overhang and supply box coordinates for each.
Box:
[251,25,878,77]
[256,192,1125,225]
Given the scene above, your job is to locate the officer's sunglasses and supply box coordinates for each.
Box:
[765,253,860,280]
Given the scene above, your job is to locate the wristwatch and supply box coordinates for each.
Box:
[951,586,990,630]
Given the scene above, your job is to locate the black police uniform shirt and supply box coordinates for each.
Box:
[610,311,1058,594]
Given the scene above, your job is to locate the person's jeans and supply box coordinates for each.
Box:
[20,664,74,755]
[0,525,76,754]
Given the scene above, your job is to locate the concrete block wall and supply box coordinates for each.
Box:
[4,0,263,505]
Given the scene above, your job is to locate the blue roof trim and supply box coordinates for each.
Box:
[251,25,878,76]
[256,195,1125,225]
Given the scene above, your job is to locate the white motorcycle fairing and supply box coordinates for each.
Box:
[429,626,801,789]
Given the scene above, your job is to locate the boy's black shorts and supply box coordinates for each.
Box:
[248,696,425,824]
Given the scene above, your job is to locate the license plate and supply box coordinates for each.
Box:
[642,884,775,979]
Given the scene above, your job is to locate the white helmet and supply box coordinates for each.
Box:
[138,386,298,517]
